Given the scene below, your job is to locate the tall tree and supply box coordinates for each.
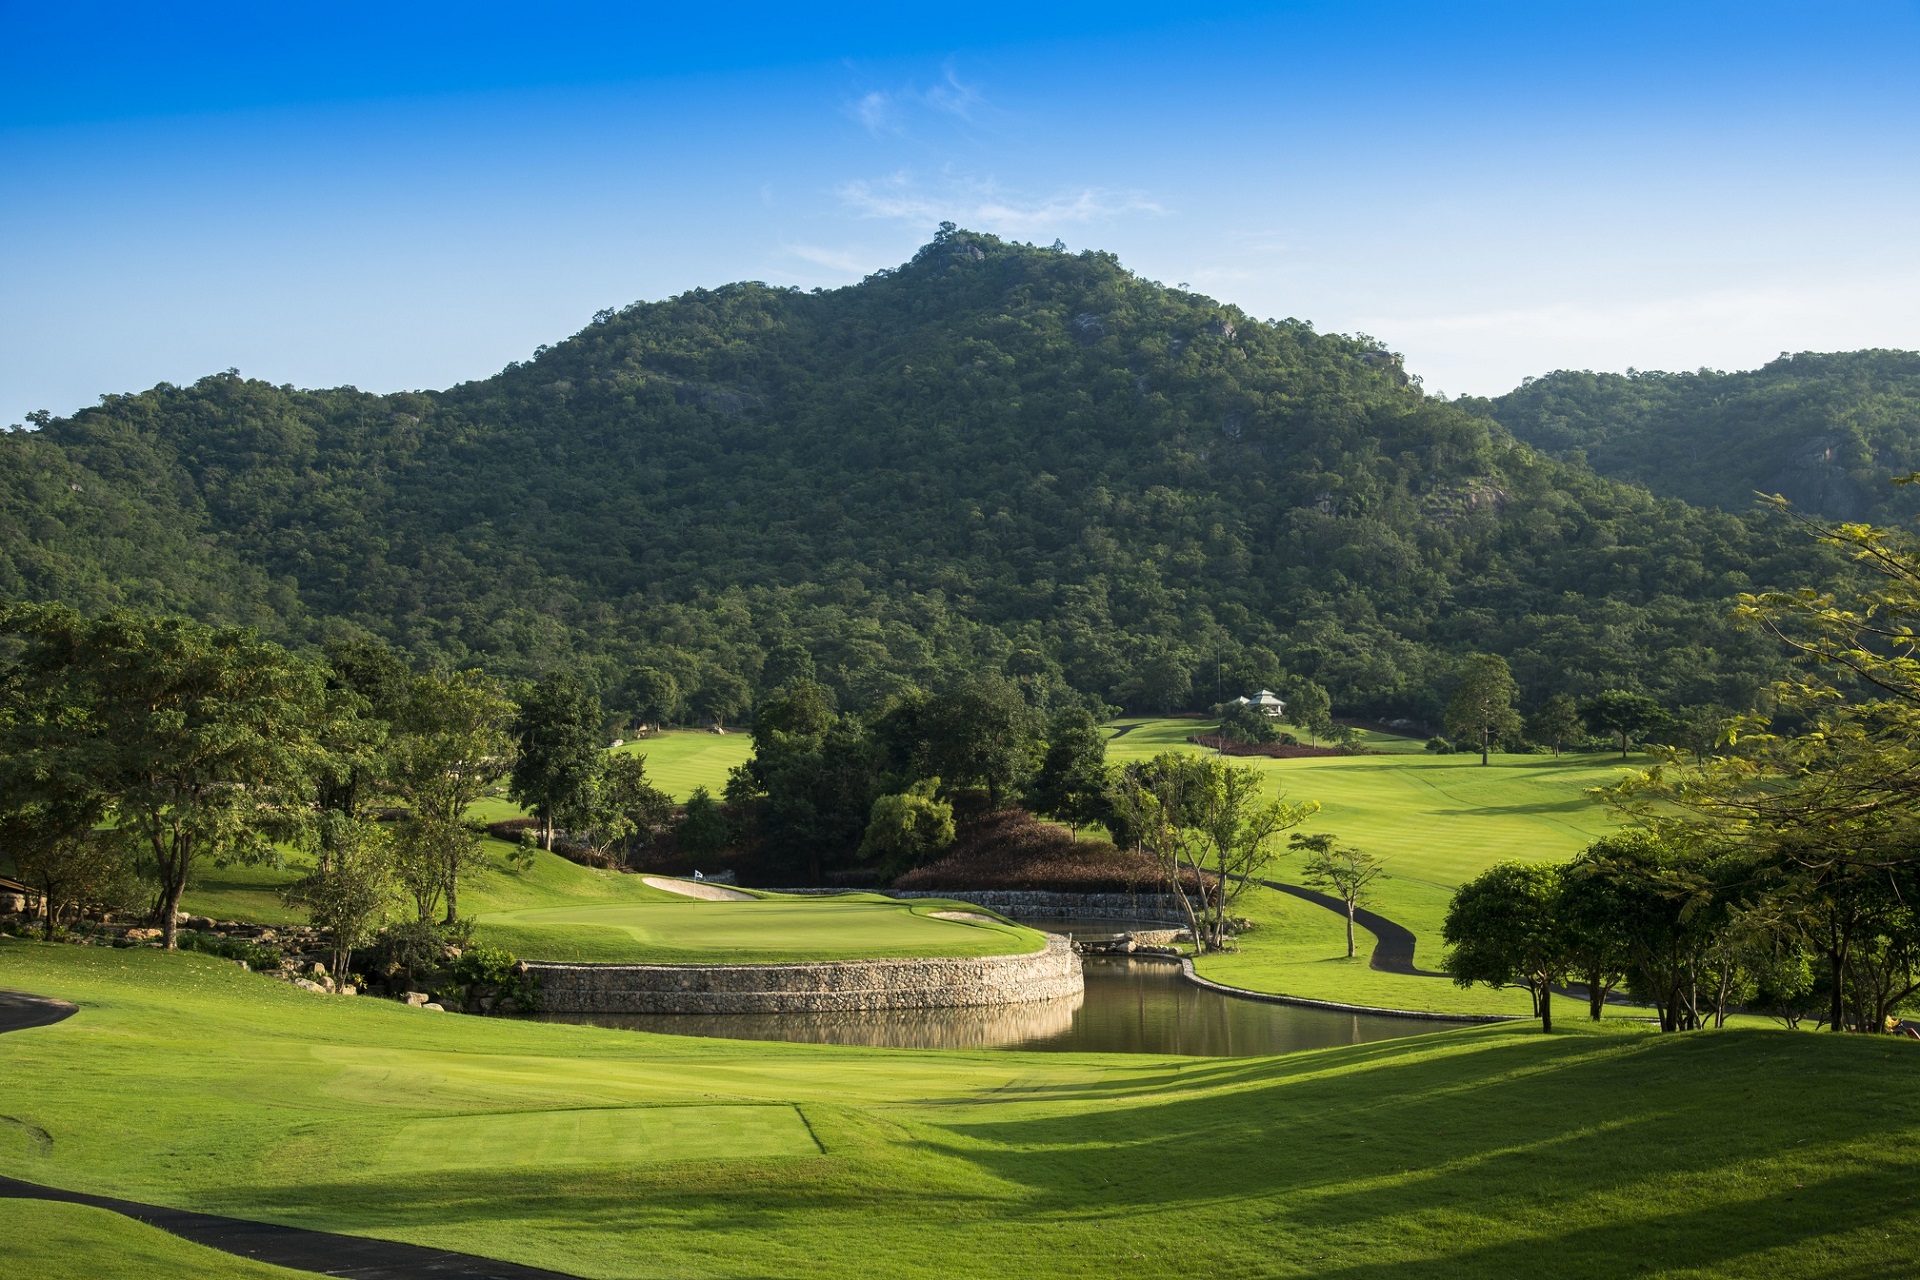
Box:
[1287,680,1333,746]
[509,671,603,852]
[287,813,398,980]
[1581,690,1667,760]
[392,669,514,922]
[1112,752,1316,950]
[1445,654,1522,765]
[1525,693,1585,756]
[1290,833,1384,959]
[624,666,681,729]
[1030,706,1111,836]
[0,605,331,950]
[1443,861,1570,1031]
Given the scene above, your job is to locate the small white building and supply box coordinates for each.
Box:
[1230,689,1287,718]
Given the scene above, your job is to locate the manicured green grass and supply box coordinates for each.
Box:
[476,893,1045,963]
[613,730,753,800]
[1108,719,1635,1012]
[5,941,1920,1278]
[0,1199,319,1279]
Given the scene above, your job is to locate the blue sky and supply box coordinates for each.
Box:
[4,1,1918,424]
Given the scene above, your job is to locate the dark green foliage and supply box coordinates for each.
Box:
[1525,692,1585,756]
[451,943,519,989]
[1215,701,1282,744]
[674,786,732,864]
[1473,350,1920,521]
[1443,861,1570,1030]
[0,234,1846,720]
[1029,706,1112,833]
[509,671,603,849]
[1287,680,1332,745]
[872,676,1040,805]
[1581,690,1668,759]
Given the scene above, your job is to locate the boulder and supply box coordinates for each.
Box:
[402,991,430,1006]
[293,978,328,994]
[421,1003,445,1012]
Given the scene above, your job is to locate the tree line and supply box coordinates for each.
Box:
[1443,501,1920,1034]
[0,606,679,968]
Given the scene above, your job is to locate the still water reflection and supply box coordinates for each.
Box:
[534,955,1446,1057]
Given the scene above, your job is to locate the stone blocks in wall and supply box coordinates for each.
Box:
[527,934,1082,1014]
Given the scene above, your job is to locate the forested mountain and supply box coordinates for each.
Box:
[0,228,1843,720]
[1471,350,1920,522]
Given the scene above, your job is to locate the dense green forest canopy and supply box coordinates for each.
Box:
[1471,350,1920,523]
[0,227,1854,720]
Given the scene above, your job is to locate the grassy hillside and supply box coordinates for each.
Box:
[4,942,1919,1278]
[1108,718,1629,1012]
[0,1200,319,1280]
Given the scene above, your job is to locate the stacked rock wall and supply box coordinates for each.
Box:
[526,933,1082,1014]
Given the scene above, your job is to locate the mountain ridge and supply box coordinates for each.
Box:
[0,229,1841,721]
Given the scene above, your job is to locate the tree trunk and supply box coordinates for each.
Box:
[1829,945,1846,1032]
[1345,902,1356,958]
[1538,982,1553,1032]
[444,877,458,926]
[1480,726,1490,766]
[1588,969,1604,1021]
[158,874,186,950]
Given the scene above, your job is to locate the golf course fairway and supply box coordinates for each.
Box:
[4,940,1919,1279]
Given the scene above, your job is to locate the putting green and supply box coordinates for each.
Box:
[475,894,1045,963]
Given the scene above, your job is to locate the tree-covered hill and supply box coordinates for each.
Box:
[1470,349,1920,522]
[0,228,1840,719]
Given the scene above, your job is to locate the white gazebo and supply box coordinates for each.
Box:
[1230,689,1287,718]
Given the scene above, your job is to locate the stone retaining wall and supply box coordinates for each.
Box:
[525,934,1082,1014]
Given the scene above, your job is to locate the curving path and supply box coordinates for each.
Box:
[0,989,77,1033]
[0,990,583,1280]
[1245,879,1450,978]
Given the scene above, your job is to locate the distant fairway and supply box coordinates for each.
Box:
[476,892,1044,963]
[613,730,753,800]
[378,1104,820,1171]
[1106,718,1634,1013]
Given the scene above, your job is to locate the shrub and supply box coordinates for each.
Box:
[175,930,283,970]
[452,943,519,988]
[1425,737,1453,754]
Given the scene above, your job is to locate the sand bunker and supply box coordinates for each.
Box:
[642,876,755,901]
[929,910,1002,925]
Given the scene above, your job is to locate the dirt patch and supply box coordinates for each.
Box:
[641,876,755,901]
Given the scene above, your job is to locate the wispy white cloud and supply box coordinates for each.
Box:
[844,65,986,137]
[850,91,895,136]
[921,66,982,121]
[838,171,1164,237]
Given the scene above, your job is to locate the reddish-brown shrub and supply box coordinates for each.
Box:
[1187,734,1348,758]
[894,807,1208,894]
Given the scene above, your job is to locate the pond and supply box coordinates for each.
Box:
[532,933,1456,1056]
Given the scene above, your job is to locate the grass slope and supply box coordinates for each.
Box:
[476,893,1044,963]
[5,942,1920,1279]
[1108,719,1632,1013]
[0,1199,320,1279]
